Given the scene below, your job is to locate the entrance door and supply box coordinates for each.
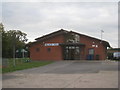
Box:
[64,46,80,60]
[88,48,94,60]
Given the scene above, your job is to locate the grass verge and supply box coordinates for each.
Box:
[2,58,53,73]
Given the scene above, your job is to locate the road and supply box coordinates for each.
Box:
[2,60,118,88]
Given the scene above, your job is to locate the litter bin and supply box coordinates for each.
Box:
[96,55,99,60]
[87,55,94,60]
[90,55,94,60]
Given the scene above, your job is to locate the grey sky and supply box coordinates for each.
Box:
[2,1,118,48]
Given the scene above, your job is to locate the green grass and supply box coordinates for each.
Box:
[2,58,53,73]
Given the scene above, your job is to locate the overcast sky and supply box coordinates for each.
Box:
[2,1,118,48]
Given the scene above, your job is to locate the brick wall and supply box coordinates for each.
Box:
[80,35,107,60]
[30,33,107,60]
[30,35,64,60]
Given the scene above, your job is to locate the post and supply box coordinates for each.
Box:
[22,49,24,58]
[13,46,16,66]
[101,30,104,43]
[13,33,16,67]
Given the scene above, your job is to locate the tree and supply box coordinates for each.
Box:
[0,23,4,58]
[1,23,28,58]
[0,23,9,57]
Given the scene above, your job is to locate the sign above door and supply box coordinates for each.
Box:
[45,43,59,46]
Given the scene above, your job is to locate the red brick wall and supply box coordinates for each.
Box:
[80,35,107,60]
[30,35,64,60]
[30,33,107,60]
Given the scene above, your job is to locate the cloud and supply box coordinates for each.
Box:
[0,2,2,22]
[2,2,118,47]
[2,0,120,2]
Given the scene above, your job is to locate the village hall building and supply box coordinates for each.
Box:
[28,29,110,60]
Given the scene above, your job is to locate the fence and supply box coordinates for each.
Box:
[2,58,30,67]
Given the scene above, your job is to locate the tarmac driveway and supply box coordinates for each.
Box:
[2,60,118,88]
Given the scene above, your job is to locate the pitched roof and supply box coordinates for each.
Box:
[35,29,68,41]
[27,29,110,47]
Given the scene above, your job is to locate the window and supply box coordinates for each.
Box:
[75,34,80,43]
[66,46,69,49]
[96,45,98,48]
[92,45,95,47]
[92,45,98,48]
[89,49,94,55]
[36,48,40,52]
[47,48,51,52]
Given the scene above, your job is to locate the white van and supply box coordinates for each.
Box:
[113,52,120,60]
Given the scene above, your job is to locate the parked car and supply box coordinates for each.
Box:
[113,52,120,60]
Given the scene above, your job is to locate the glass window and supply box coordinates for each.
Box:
[92,45,95,47]
[66,46,68,49]
[96,45,98,48]
[71,46,75,49]
[75,48,80,54]
[75,34,80,43]
[76,46,79,49]
[36,48,40,52]
[89,49,94,55]
[47,48,51,52]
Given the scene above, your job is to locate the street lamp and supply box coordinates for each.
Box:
[101,30,104,43]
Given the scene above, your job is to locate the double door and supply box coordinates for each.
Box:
[64,46,80,60]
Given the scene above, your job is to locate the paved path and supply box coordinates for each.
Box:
[2,60,118,88]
